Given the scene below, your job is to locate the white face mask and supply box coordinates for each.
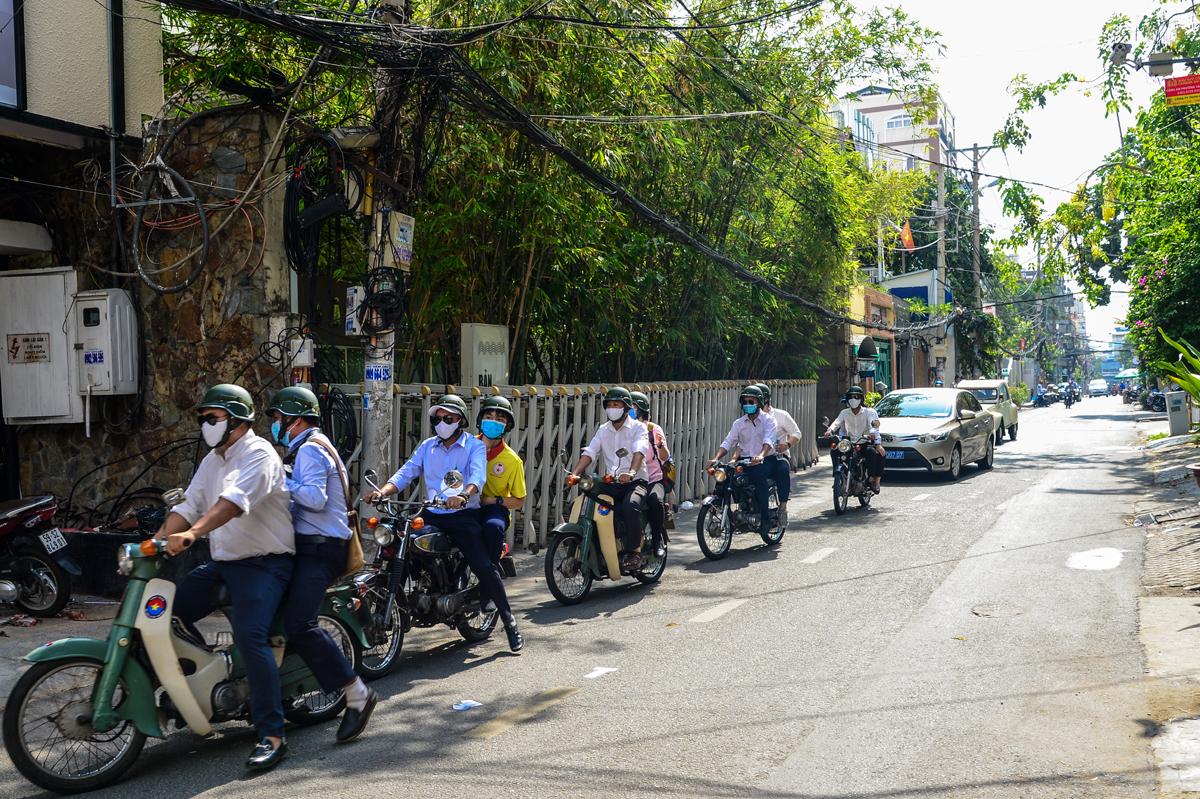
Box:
[435,420,459,440]
[606,407,627,422]
[848,398,862,409]
[201,418,229,448]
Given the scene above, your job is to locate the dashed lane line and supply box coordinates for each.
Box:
[911,493,931,502]
[465,687,579,740]
[800,547,838,564]
[687,598,749,624]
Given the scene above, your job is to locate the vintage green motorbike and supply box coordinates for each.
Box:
[2,531,365,793]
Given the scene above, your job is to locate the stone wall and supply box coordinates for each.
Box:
[7,111,291,518]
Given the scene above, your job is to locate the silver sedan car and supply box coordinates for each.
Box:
[875,388,996,480]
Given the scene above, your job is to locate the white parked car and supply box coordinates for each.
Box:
[1088,378,1109,398]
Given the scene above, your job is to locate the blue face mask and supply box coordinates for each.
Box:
[480,419,506,440]
[628,408,638,420]
[743,403,758,415]
[271,419,291,446]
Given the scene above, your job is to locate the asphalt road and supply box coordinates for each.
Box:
[0,396,1156,798]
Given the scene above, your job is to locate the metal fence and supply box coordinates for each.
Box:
[340,379,816,552]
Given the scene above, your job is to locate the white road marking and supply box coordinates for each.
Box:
[800,547,838,564]
[688,599,749,624]
[1066,548,1125,571]
[911,493,931,502]
[584,667,618,679]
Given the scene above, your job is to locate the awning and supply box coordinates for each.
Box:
[851,335,878,358]
[1115,368,1140,379]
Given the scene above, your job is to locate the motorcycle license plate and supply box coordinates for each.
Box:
[39,527,67,554]
[885,450,906,460]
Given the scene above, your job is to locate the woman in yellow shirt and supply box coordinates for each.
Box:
[476,396,526,567]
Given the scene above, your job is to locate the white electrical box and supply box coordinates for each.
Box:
[0,268,84,424]
[461,323,509,388]
[288,336,315,368]
[75,289,138,395]
[345,286,365,336]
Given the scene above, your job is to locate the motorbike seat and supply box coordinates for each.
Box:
[0,495,55,521]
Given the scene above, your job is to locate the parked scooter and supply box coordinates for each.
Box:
[695,457,785,559]
[543,471,667,604]
[1,490,361,794]
[0,496,81,617]
[345,471,517,680]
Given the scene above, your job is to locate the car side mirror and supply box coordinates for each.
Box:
[959,410,977,420]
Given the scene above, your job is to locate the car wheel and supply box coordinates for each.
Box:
[945,445,962,481]
[977,436,994,470]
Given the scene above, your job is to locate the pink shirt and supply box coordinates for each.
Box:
[644,423,670,483]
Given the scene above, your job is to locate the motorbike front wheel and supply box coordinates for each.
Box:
[545,531,593,605]
[284,615,356,725]
[358,587,405,681]
[697,502,733,560]
[833,471,850,515]
[3,656,146,794]
[13,546,71,617]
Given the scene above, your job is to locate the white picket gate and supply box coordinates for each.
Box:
[366,379,818,552]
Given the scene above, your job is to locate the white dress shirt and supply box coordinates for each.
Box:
[583,419,650,481]
[174,429,295,561]
[766,407,801,446]
[720,412,778,457]
[829,407,881,442]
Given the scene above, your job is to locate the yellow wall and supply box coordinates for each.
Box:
[22,1,163,134]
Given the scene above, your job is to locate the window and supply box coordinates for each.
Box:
[905,156,917,171]
[0,0,23,110]
[886,114,912,130]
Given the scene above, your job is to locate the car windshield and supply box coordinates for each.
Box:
[874,393,953,418]
[969,388,998,403]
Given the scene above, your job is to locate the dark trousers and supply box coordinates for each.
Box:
[479,504,509,563]
[864,447,885,478]
[174,555,293,739]
[283,536,358,694]
[645,482,667,547]
[421,510,512,619]
[744,463,772,533]
[767,454,791,502]
[605,481,649,551]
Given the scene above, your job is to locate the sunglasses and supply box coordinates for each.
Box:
[432,414,460,426]
[197,413,226,425]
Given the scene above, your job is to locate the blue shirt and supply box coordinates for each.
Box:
[386,432,486,514]
[285,428,353,539]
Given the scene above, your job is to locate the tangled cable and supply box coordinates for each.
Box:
[357,267,407,335]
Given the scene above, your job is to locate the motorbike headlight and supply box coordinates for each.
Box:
[117,543,135,576]
[373,524,396,546]
[578,475,596,492]
[713,469,727,483]
[837,439,852,454]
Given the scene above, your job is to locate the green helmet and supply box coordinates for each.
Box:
[430,394,469,420]
[477,395,515,432]
[198,383,255,421]
[267,386,321,420]
[846,385,865,399]
[602,386,633,408]
[629,391,650,417]
[739,384,764,408]
[754,383,772,404]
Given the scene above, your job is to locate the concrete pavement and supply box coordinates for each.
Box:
[0,396,1164,798]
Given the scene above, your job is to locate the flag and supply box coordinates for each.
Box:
[900,220,915,252]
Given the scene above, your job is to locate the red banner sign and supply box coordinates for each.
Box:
[1165,75,1200,106]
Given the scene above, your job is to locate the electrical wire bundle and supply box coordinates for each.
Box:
[282,132,363,276]
[319,385,359,461]
[357,266,407,335]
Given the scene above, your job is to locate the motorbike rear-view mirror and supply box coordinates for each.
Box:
[162,488,186,508]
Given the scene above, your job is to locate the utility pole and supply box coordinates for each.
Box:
[970,143,983,311]
[935,149,949,383]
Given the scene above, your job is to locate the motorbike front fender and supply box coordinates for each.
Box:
[550,521,588,539]
[701,494,720,508]
[324,589,370,648]
[23,637,163,738]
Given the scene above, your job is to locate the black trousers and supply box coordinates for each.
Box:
[645,482,667,546]
[283,536,358,694]
[604,481,649,551]
[420,510,511,618]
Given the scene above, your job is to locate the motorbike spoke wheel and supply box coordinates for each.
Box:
[13,548,71,617]
[545,532,593,605]
[455,572,499,642]
[760,494,785,545]
[696,503,733,560]
[3,657,145,793]
[358,587,404,681]
[634,535,667,584]
[284,615,355,725]
[833,473,850,515]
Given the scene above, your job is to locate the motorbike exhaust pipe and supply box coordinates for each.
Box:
[0,580,19,602]
[435,587,477,619]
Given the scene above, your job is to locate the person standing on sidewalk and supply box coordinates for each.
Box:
[267,387,377,744]
[159,384,295,771]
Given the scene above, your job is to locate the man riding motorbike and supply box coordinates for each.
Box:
[477,395,525,611]
[755,383,800,521]
[630,390,671,559]
[267,387,376,744]
[568,387,651,572]
[155,384,295,771]
[708,386,777,538]
[824,386,884,494]
[365,394,524,652]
